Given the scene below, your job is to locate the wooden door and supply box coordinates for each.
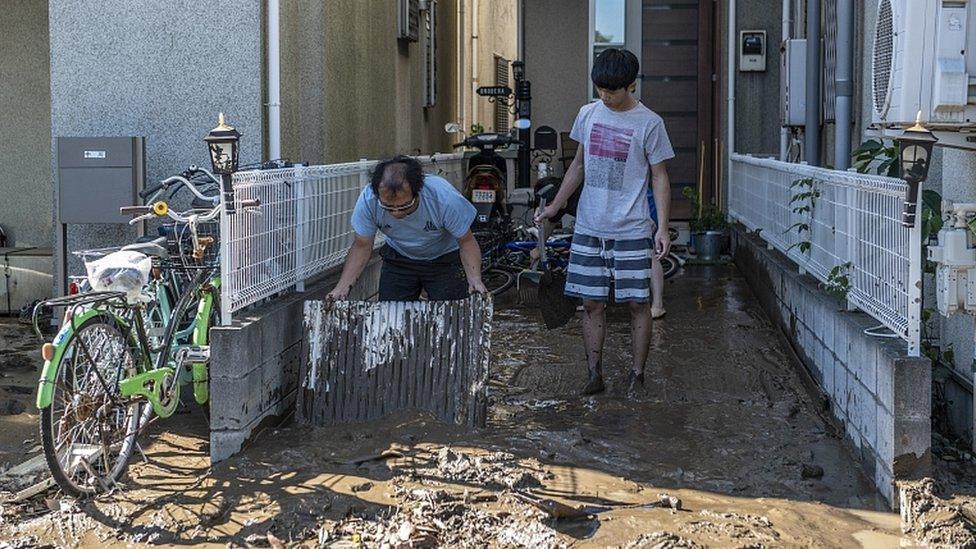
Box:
[641,0,716,221]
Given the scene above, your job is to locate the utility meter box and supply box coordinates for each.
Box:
[56,137,146,224]
[781,39,807,127]
[740,30,767,72]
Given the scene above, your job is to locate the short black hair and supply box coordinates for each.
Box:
[591,48,639,91]
[370,155,425,195]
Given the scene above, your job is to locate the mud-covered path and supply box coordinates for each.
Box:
[1,265,915,547]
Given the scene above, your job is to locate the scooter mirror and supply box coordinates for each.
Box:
[444,122,463,134]
[513,118,531,130]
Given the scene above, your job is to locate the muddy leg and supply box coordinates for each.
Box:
[580,299,607,395]
[628,301,652,388]
[650,256,665,317]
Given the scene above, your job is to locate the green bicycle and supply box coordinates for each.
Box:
[33,170,258,496]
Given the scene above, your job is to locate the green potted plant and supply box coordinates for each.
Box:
[683,187,727,261]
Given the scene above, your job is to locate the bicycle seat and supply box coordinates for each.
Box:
[121,237,169,258]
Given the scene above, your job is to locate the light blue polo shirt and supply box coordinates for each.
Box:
[351,174,476,261]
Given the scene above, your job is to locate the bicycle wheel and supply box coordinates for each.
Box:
[660,253,679,280]
[483,267,515,296]
[40,313,143,496]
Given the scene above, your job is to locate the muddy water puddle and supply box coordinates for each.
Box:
[0,267,925,547]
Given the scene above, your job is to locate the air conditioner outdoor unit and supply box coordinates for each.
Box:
[872,0,976,129]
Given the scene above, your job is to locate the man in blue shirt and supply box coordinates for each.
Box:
[328,155,488,301]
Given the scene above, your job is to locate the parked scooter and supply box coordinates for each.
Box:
[449,130,518,229]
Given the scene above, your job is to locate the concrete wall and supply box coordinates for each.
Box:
[49,0,264,282]
[280,0,460,164]
[524,0,588,138]
[733,226,931,507]
[733,0,783,156]
[210,259,381,462]
[0,1,51,247]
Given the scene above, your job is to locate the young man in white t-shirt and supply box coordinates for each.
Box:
[537,48,675,395]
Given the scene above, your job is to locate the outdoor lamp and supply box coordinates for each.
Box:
[512,60,525,82]
[204,112,241,175]
[897,111,938,228]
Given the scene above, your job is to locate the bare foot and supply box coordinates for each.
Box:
[651,307,666,319]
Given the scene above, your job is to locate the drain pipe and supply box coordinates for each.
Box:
[267,0,282,161]
[471,0,479,130]
[780,0,790,161]
[727,0,736,191]
[804,0,821,166]
[834,0,854,170]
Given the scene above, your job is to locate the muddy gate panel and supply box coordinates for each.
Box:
[299,295,492,427]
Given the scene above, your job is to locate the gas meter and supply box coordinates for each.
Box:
[928,202,976,315]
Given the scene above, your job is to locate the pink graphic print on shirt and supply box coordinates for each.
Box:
[587,123,633,190]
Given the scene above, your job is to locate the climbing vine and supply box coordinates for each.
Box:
[820,262,852,302]
[785,177,818,255]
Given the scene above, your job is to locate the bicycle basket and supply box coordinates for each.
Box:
[158,220,220,268]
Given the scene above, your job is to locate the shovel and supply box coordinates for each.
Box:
[536,199,578,329]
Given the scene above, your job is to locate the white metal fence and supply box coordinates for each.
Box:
[728,154,921,356]
[219,153,466,323]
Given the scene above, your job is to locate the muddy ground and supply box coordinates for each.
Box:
[2,266,976,547]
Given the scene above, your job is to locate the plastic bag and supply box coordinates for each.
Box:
[84,250,152,302]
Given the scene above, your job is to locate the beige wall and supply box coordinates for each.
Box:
[280,0,460,164]
[459,0,519,134]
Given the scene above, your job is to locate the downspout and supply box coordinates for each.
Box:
[471,0,479,130]
[805,0,821,166]
[267,0,281,161]
[458,0,465,133]
[518,0,525,63]
[834,0,854,170]
[727,0,736,192]
[780,0,790,161]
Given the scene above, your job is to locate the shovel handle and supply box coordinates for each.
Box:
[537,198,547,268]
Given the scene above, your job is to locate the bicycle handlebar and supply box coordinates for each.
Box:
[140,167,221,202]
[123,197,261,226]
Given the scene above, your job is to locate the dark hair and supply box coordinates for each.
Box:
[370,155,425,195]
[591,48,639,91]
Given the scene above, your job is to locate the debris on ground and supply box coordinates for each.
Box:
[901,477,976,548]
[326,470,566,549]
[416,446,553,490]
[623,531,705,549]
[800,463,824,480]
[684,510,779,544]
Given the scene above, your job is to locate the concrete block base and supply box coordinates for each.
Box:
[732,225,931,507]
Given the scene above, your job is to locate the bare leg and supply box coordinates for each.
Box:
[581,299,607,394]
[650,256,665,317]
[629,301,653,375]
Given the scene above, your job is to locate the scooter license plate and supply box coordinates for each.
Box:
[472,189,495,203]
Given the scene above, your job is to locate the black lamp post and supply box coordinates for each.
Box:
[511,60,531,189]
[204,113,241,214]
[897,112,938,228]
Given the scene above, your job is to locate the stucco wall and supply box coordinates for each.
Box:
[0,1,52,247]
[49,0,264,282]
[281,0,458,164]
[524,0,588,137]
[733,0,782,156]
[470,0,519,133]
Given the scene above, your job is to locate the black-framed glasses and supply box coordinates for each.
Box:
[379,195,418,213]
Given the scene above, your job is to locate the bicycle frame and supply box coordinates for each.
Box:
[36,271,220,418]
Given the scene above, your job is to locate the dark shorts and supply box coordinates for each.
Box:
[378,245,468,302]
[565,232,654,303]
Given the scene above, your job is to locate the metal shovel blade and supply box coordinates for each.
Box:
[536,201,578,329]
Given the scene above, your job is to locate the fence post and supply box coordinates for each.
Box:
[294,167,306,293]
[220,191,233,326]
[907,184,922,357]
[846,185,858,312]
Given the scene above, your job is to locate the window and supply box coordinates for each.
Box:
[494,56,510,132]
[589,0,626,98]
[397,0,421,42]
[422,0,437,107]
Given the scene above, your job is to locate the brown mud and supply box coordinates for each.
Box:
[0,266,971,547]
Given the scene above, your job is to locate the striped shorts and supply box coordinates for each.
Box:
[565,232,654,303]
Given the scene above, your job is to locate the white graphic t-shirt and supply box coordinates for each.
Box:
[569,101,675,239]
